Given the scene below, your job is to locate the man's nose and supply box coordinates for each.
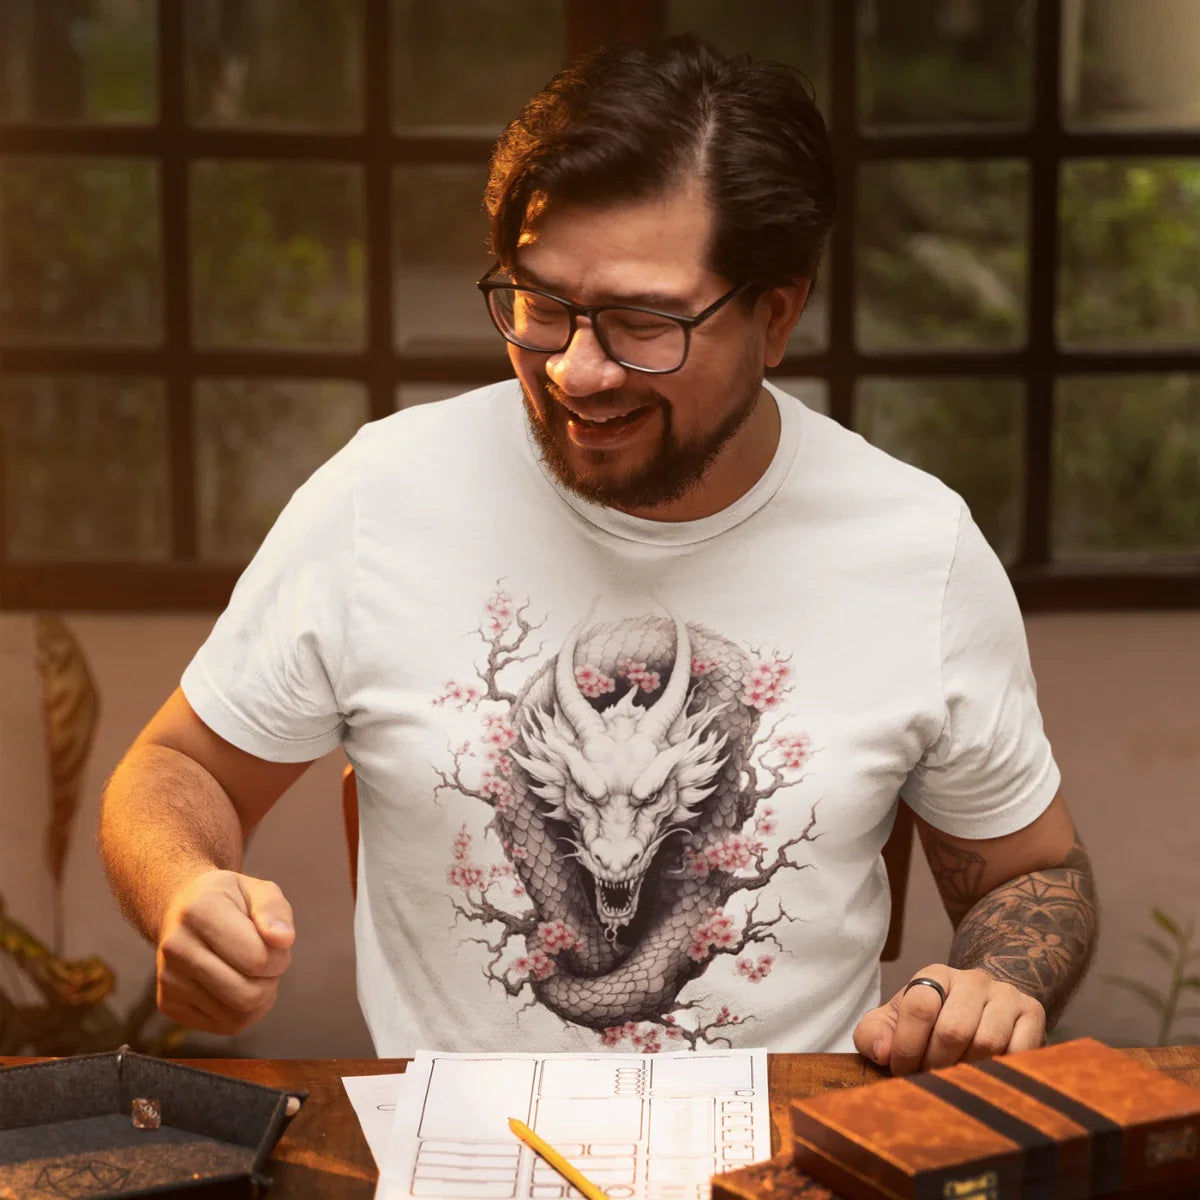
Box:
[545,319,627,397]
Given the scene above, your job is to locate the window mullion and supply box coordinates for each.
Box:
[158,0,196,561]
[827,0,856,431]
[1020,0,1065,570]
[364,0,396,423]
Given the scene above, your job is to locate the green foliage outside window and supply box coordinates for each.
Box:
[1,0,1198,568]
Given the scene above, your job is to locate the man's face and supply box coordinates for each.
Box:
[506,180,776,515]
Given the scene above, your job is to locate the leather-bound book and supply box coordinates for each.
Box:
[786,1038,1200,1200]
[712,1151,845,1200]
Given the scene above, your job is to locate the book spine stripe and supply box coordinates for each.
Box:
[974,1059,1123,1195]
[907,1074,1059,1199]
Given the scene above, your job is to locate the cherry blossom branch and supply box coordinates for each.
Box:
[708,897,792,961]
[734,826,820,897]
[431,748,489,805]
[448,896,533,938]
[475,592,546,704]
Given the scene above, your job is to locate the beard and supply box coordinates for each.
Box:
[520,372,764,512]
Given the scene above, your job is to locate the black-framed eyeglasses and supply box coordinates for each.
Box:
[477,266,751,375]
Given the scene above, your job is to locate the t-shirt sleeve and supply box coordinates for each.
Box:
[902,502,1061,837]
[180,436,358,763]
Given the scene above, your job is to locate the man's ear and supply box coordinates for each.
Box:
[760,280,812,368]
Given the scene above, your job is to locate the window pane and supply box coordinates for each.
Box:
[393,164,492,353]
[194,379,366,561]
[191,161,365,350]
[1054,375,1200,559]
[857,160,1028,352]
[0,157,161,345]
[0,0,156,125]
[858,0,1031,129]
[185,0,363,130]
[1058,160,1200,350]
[855,377,1023,561]
[392,0,564,132]
[665,0,828,110]
[1063,0,1200,130]
[768,377,830,416]
[1,375,168,561]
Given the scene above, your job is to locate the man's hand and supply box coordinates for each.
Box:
[853,964,1046,1076]
[156,870,295,1035]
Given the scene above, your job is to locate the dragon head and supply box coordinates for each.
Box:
[512,614,728,936]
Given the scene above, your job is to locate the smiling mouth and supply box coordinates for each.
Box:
[566,406,651,430]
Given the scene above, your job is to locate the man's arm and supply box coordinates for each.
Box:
[855,792,1098,1074]
[99,687,314,1033]
[924,792,1098,1027]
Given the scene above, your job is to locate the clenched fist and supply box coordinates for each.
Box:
[156,870,294,1035]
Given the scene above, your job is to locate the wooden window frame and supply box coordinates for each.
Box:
[0,0,1197,611]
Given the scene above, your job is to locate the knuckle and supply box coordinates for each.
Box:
[932,1020,975,1049]
[972,1031,1009,1057]
[228,981,270,1016]
[158,935,190,967]
[240,942,271,974]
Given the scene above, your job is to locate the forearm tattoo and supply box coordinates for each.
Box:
[944,839,1098,1027]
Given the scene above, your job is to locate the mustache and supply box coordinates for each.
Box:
[539,376,665,414]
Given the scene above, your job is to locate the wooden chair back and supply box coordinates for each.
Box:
[341,765,914,962]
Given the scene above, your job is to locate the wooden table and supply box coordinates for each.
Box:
[3,1048,1198,1198]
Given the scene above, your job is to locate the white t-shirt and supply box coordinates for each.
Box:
[181,380,1059,1055]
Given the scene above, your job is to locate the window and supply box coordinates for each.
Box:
[2,0,1197,610]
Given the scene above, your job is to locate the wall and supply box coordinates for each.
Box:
[1,611,1197,1057]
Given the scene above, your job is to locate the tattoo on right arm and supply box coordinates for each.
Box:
[923,837,988,926]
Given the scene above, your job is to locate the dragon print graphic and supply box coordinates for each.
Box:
[432,586,820,1049]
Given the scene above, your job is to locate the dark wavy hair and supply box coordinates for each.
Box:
[484,34,836,292]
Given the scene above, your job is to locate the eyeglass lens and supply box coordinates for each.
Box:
[487,287,687,371]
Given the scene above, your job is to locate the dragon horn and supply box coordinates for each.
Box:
[555,612,606,741]
[638,612,692,743]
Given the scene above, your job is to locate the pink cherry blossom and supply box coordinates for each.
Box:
[446,863,486,891]
[691,657,716,676]
[432,680,482,711]
[740,652,793,711]
[513,949,555,981]
[484,589,515,637]
[575,664,616,698]
[632,1028,663,1054]
[735,953,776,983]
[753,806,777,839]
[618,659,661,693]
[688,908,739,960]
[481,774,514,811]
[772,732,812,770]
[536,920,580,955]
[686,834,764,878]
[451,825,472,862]
[480,714,516,756]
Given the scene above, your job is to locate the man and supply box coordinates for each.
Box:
[99,36,1096,1074]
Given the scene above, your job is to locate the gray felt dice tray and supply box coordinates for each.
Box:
[0,1046,305,1198]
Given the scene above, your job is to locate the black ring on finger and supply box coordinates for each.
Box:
[903,976,948,1006]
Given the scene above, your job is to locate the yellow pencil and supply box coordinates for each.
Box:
[508,1116,608,1200]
